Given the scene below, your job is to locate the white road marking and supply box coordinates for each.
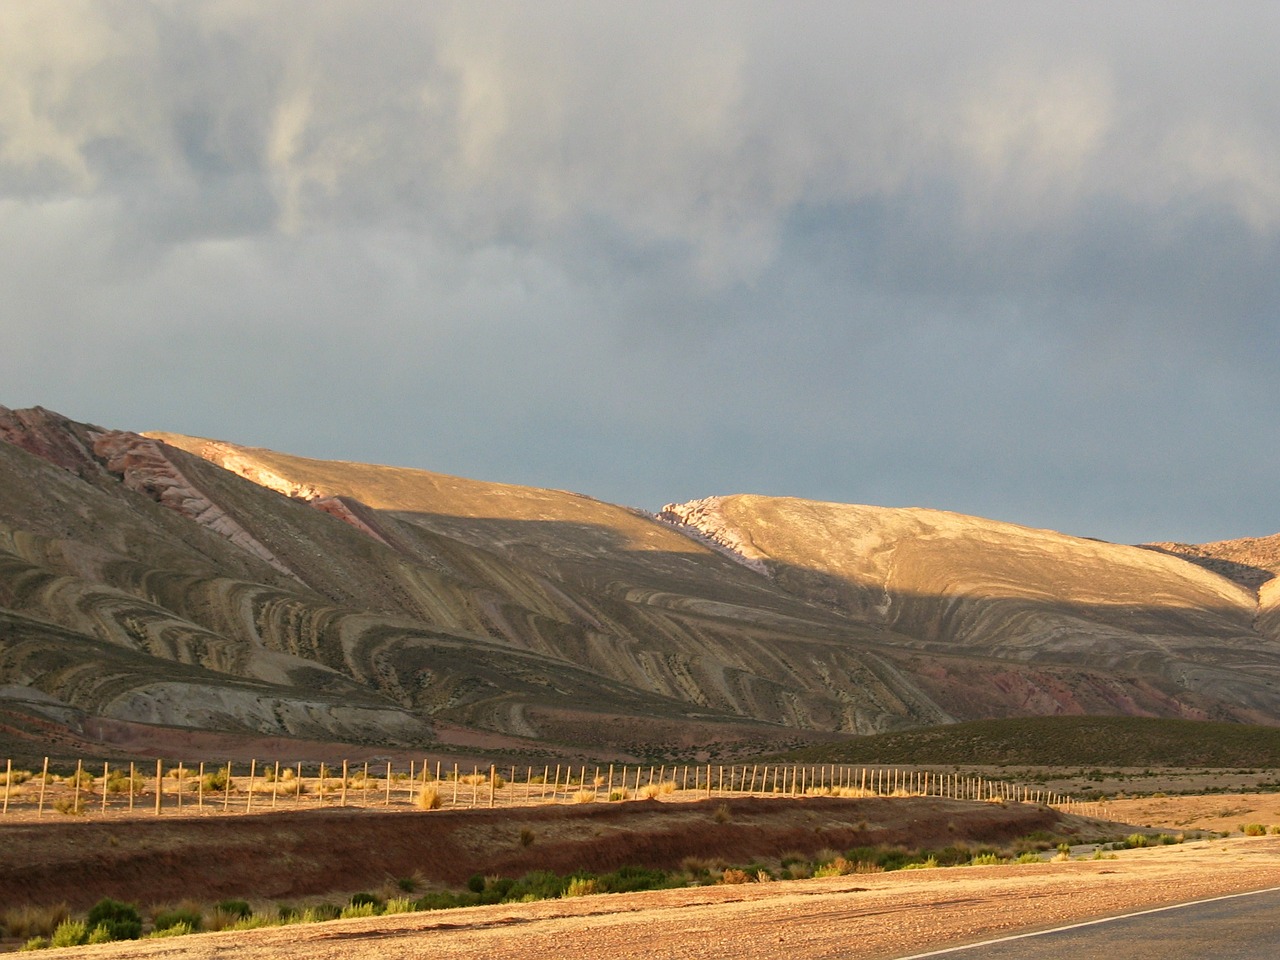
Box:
[893,884,1280,959]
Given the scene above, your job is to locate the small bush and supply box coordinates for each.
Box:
[416,788,441,810]
[106,773,145,794]
[201,767,234,793]
[339,903,377,919]
[383,898,414,915]
[719,868,750,885]
[216,899,251,919]
[153,907,202,932]
[1242,823,1268,837]
[86,898,142,941]
[1,769,32,786]
[901,856,939,870]
[969,853,1004,866]
[86,924,113,944]
[519,827,536,847]
[148,921,194,938]
[52,795,84,816]
[229,915,276,931]
[813,856,853,877]
[19,937,49,951]
[296,904,340,923]
[1016,852,1042,864]
[609,790,627,801]
[563,877,598,897]
[50,919,88,948]
[1125,833,1150,848]
[712,803,731,823]
[572,789,596,803]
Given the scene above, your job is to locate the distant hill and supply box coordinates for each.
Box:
[4,404,1280,762]
[777,715,1280,768]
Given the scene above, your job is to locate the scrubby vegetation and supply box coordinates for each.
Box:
[9,829,1187,950]
[779,716,1280,768]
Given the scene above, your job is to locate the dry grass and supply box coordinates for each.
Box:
[572,789,597,804]
[2,903,70,938]
[416,787,442,810]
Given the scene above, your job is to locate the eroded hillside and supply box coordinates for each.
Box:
[3,405,1280,761]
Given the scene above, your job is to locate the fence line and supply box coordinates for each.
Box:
[0,757,1110,820]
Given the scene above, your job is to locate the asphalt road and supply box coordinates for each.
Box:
[897,887,1280,960]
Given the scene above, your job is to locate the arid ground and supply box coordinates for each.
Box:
[5,790,1280,957]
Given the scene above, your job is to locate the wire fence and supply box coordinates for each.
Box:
[0,756,1110,820]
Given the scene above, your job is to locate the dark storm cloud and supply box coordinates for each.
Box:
[1,1,1278,544]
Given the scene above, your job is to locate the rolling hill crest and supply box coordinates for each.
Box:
[3,404,1280,760]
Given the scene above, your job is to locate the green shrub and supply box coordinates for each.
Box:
[148,921,194,938]
[969,853,1004,866]
[19,936,49,951]
[153,907,202,932]
[901,856,939,870]
[1242,823,1268,836]
[339,903,377,919]
[564,877,598,897]
[86,924,113,944]
[598,865,675,893]
[348,892,383,910]
[86,898,141,941]
[215,899,251,919]
[106,772,145,794]
[1125,833,1150,848]
[50,920,87,948]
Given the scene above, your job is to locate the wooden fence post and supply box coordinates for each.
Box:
[101,762,109,815]
[38,757,48,816]
[175,762,183,811]
[197,762,204,810]
[155,759,163,816]
[385,762,393,806]
[223,762,233,812]
[248,759,257,812]
[3,758,10,815]
[340,760,348,808]
[73,759,82,814]
[274,761,281,810]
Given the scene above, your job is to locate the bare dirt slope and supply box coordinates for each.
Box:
[0,796,1077,911]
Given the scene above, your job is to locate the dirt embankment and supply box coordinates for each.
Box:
[0,796,1079,911]
[25,838,1280,960]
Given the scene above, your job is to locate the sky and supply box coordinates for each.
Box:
[2,1,1278,545]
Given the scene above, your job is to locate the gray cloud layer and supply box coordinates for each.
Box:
[3,1,1278,543]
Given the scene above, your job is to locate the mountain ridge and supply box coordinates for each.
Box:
[4,404,1280,762]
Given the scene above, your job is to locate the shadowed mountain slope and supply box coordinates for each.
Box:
[3,406,1280,761]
